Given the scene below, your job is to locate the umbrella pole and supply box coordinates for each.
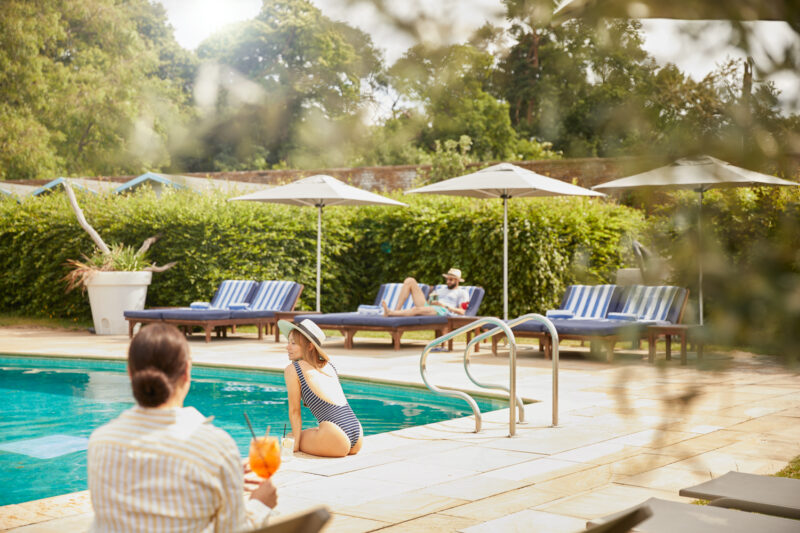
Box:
[503,194,509,321]
[317,205,322,313]
[698,191,703,326]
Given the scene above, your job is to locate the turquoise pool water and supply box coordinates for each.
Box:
[0,355,505,506]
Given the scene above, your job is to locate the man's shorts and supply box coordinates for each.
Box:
[426,304,449,317]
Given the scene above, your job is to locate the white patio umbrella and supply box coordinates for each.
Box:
[593,155,799,324]
[407,163,605,319]
[231,175,406,312]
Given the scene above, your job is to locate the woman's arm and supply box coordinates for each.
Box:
[283,365,303,452]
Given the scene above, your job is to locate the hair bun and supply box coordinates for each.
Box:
[131,367,172,407]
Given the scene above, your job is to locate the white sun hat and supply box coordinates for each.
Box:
[278,319,329,361]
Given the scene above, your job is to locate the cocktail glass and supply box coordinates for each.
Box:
[249,436,281,478]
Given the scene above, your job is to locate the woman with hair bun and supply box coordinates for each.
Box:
[88,323,277,532]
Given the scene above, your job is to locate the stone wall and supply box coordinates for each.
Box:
[8,155,795,192]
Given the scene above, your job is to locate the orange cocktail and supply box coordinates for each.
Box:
[249,436,281,478]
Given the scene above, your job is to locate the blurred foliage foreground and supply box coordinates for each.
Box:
[645,185,800,366]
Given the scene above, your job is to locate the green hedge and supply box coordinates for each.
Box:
[0,188,644,321]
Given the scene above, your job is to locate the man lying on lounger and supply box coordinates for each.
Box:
[381,268,469,317]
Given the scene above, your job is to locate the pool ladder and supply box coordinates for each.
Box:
[419,315,560,436]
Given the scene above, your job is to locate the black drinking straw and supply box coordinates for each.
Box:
[283,423,287,439]
[243,411,268,466]
[243,411,258,441]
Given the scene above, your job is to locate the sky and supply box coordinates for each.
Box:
[159,0,800,113]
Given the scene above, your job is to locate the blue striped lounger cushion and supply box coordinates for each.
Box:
[229,281,300,318]
[547,284,616,319]
[620,285,680,322]
[377,282,425,311]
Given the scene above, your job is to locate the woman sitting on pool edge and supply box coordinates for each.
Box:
[280,319,363,457]
[88,323,277,531]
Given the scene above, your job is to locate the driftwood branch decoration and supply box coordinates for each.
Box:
[145,261,177,273]
[62,181,177,284]
[63,181,111,255]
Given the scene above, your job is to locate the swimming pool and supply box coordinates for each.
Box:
[0,355,505,506]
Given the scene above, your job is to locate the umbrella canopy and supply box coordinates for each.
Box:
[407,163,604,319]
[32,177,116,196]
[594,155,799,324]
[0,182,38,201]
[231,175,406,312]
[593,155,799,193]
[233,174,408,207]
[115,172,266,196]
[408,162,607,199]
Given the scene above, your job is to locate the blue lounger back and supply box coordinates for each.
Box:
[547,284,618,319]
[125,279,258,319]
[615,285,684,322]
[210,280,259,309]
[432,285,485,316]
[373,283,430,310]
[249,280,301,311]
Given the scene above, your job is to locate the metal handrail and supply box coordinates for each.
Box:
[420,317,518,434]
[462,337,525,427]
[468,313,559,427]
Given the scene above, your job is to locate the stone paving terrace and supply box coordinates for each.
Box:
[0,326,798,532]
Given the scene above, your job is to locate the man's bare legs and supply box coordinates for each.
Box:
[394,277,428,309]
[381,303,439,316]
[381,277,438,316]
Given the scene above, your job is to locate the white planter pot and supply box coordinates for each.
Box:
[86,271,152,335]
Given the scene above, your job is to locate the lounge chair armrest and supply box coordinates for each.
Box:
[190,302,211,309]
[546,310,574,319]
[708,497,800,520]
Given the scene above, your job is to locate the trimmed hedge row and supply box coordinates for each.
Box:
[0,188,644,321]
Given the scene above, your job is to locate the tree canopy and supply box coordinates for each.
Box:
[0,0,194,179]
[0,0,797,180]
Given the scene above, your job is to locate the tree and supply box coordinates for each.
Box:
[0,0,194,180]
[189,0,384,169]
[495,0,799,163]
[495,4,663,156]
[387,42,559,161]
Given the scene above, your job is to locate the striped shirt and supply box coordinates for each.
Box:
[88,406,270,533]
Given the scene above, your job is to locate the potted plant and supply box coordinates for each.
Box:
[62,182,175,335]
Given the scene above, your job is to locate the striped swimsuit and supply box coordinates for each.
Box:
[292,361,362,449]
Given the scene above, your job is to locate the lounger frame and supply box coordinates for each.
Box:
[491,286,689,361]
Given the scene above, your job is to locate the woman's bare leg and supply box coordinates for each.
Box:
[349,434,363,455]
[298,422,351,457]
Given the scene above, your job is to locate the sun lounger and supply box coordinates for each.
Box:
[678,471,800,520]
[218,280,304,340]
[490,284,689,361]
[125,280,303,342]
[586,497,799,533]
[293,283,484,350]
[125,279,258,334]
